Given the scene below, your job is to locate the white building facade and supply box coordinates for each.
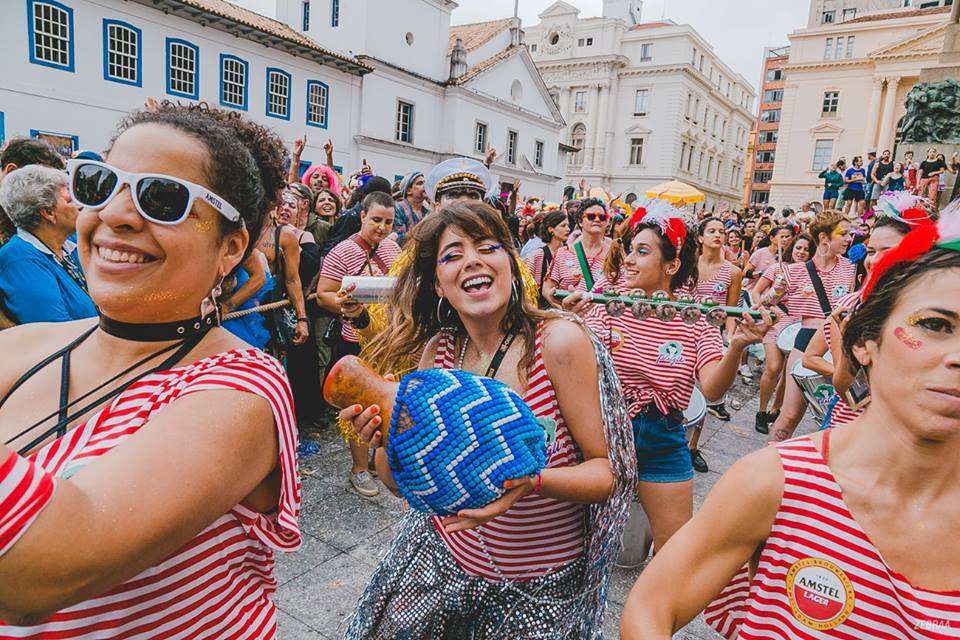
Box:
[285,0,567,197]
[526,0,756,210]
[768,5,953,209]
[1,0,567,200]
[1,0,367,173]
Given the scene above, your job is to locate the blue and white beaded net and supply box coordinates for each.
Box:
[342,312,637,639]
[387,368,549,515]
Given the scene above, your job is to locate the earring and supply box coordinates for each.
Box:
[510,281,521,307]
[436,296,447,324]
[200,275,225,325]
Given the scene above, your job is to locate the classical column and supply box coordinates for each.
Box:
[562,86,573,123]
[877,76,901,152]
[585,84,601,169]
[862,77,885,152]
[592,80,612,173]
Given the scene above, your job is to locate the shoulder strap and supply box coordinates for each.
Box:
[805,260,832,315]
[351,235,389,275]
[540,246,553,283]
[573,241,595,291]
[0,325,96,412]
[273,225,288,298]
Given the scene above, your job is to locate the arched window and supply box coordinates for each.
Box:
[570,123,586,166]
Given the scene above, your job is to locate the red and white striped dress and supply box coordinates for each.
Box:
[584,306,723,417]
[0,349,300,639]
[782,257,856,321]
[705,434,960,639]
[320,234,401,342]
[824,291,863,428]
[695,261,734,303]
[758,263,800,346]
[547,240,611,292]
[524,246,554,288]
[430,323,585,582]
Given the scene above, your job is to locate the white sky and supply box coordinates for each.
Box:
[233,0,808,92]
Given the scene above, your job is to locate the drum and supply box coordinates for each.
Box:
[682,387,707,431]
[616,500,654,568]
[776,321,802,353]
[790,352,835,422]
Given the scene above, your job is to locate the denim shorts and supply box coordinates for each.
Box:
[823,188,839,200]
[631,408,694,483]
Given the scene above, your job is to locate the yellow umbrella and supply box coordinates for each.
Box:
[644,180,705,204]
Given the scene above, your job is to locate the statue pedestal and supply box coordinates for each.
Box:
[917,22,960,82]
[896,22,960,206]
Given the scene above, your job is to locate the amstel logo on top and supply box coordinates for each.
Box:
[785,557,856,631]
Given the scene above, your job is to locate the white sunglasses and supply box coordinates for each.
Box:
[67,159,242,225]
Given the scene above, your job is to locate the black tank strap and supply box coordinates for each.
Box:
[58,348,71,437]
[0,325,97,412]
[5,332,205,455]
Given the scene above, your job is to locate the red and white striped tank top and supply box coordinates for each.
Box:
[782,257,856,321]
[705,434,960,639]
[695,261,734,303]
[0,349,301,639]
[824,291,863,428]
[584,304,723,417]
[430,323,585,582]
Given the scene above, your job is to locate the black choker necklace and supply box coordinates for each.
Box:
[99,313,218,342]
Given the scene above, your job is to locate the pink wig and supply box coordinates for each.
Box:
[301,164,341,194]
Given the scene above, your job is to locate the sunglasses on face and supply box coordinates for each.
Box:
[67,159,242,226]
[583,212,609,222]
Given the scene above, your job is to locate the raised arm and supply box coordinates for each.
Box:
[288,135,306,184]
[698,311,771,402]
[620,447,783,639]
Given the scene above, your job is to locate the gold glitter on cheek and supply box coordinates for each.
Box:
[194,220,214,233]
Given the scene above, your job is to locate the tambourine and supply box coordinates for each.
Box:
[553,289,777,326]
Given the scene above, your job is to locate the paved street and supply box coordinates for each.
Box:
[275,374,819,639]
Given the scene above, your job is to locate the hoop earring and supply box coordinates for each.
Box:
[201,276,225,325]
[510,281,521,308]
[436,296,449,324]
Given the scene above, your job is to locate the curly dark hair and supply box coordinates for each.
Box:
[604,218,698,290]
[842,248,960,374]
[576,198,607,222]
[111,101,288,262]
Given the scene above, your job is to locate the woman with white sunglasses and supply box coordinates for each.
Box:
[0,102,300,638]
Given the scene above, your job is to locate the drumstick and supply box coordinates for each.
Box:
[553,290,776,322]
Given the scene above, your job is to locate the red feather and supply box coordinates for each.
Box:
[666,217,687,253]
[900,207,933,227]
[861,223,939,300]
[628,207,647,231]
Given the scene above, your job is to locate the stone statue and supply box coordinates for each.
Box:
[900,78,960,143]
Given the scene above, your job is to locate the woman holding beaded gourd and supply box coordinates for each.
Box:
[563,211,771,553]
[338,200,634,638]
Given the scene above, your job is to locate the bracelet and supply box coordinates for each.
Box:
[0,452,56,556]
[297,317,309,323]
[532,472,543,495]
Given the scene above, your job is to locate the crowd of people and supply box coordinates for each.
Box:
[0,101,958,639]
